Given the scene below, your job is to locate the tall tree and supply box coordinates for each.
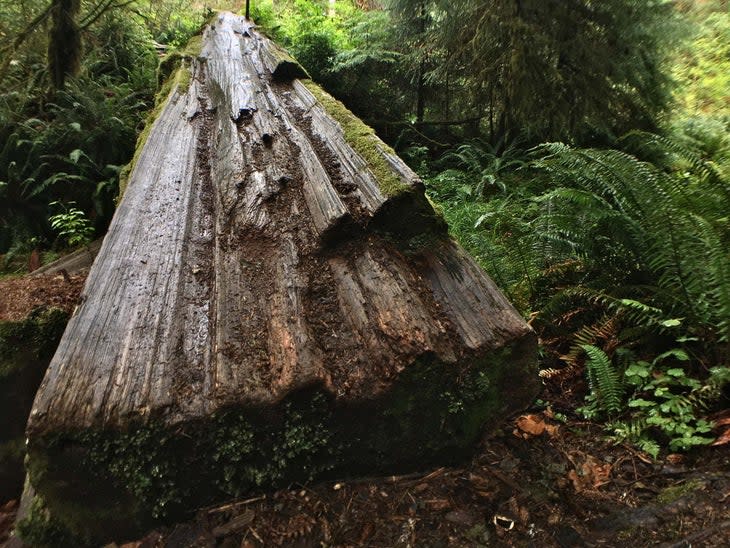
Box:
[387,0,434,124]
[48,0,82,89]
[387,0,676,144]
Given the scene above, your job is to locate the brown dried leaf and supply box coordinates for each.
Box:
[516,414,546,436]
[516,414,559,438]
[567,469,584,493]
[567,455,612,492]
[711,425,730,446]
[666,453,684,465]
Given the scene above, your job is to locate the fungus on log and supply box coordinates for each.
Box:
[24,12,539,542]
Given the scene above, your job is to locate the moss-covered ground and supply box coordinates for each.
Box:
[0,307,69,501]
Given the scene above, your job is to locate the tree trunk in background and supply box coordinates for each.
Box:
[48,0,81,89]
[415,0,427,124]
[416,60,425,124]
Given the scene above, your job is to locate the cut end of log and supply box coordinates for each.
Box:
[26,332,537,542]
[22,11,539,544]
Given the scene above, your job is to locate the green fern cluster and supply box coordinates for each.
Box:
[442,139,528,198]
[579,344,624,417]
[532,135,730,345]
[0,12,157,257]
[428,133,730,456]
[578,344,727,457]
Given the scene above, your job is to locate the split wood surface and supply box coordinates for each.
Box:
[27,12,534,438]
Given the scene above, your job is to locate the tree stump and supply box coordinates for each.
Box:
[23,12,539,543]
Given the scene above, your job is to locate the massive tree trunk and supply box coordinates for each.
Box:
[23,12,538,543]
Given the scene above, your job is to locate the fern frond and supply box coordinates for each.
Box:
[558,314,623,368]
[582,344,624,416]
[621,130,730,200]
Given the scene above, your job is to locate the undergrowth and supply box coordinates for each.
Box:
[423,130,730,458]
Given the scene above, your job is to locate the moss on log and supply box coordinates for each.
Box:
[0,307,68,501]
[118,36,202,198]
[300,80,408,198]
[25,12,539,543]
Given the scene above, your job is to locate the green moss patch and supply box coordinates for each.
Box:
[26,336,537,544]
[656,479,705,505]
[300,80,448,244]
[0,307,68,380]
[269,42,309,81]
[302,80,410,198]
[16,491,90,548]
[0,307,69,434]
[118,36,200,198]
[0,307,69,500]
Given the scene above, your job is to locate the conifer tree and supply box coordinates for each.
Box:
[387,0,675,144]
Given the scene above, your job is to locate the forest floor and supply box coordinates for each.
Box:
[1,274,729,547]
[0,272,86,322]
[113,404,730,547]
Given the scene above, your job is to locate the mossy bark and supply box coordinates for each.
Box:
[117,34,201,199]
[0,307,69,501]
[26,334,536,543]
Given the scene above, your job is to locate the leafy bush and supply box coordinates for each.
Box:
[532,135,730,345]
[49,201,94,247]
[577,344,729,457]
[0,74,152,253]
[0,6,157,258]
[140,1,215,48]
[252,0,407,127]
[441,139,527,198]
[426,133,730,456]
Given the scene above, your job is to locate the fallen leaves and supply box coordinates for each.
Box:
[566,453,612,492]
[711,415,730,447]
[514,413,559,438]
[0,272,86,321]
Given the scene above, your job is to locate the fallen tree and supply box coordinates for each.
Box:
[22,12,539,543]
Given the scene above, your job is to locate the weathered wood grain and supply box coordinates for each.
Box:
[23,12,538,542]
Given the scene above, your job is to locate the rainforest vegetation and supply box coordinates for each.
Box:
[1,0,728,462]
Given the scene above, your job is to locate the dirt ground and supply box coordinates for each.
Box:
[0,272,86,322]
[108,403,728,548]
[0,275,729,547]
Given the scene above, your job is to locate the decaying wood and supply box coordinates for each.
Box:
[24,12,538,541]
[30,239,101,277]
